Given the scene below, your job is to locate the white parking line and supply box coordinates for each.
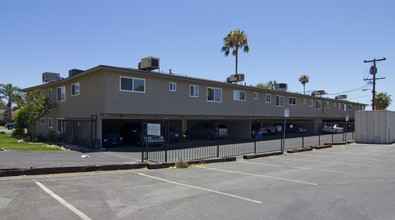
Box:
[137,172,262,204]
[34,181,92,220]
[270,157,369,167]
[239,160,353,175]
[197,166,317,186]
[103,152,140,162]
[297,152,382,162]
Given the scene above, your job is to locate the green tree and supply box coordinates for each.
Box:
[374,92,392,110]
[0,100,6,109]
[221,29,249,75]
[13,89,55,136]
[299,75,309,95]
[0,83,20,122]
[256,80,277,90]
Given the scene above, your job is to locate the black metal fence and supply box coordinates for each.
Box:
[61,115,98,148]
[138,118,354,163]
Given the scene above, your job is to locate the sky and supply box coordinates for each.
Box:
[1,0,394,110]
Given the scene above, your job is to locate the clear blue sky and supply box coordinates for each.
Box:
[1,0,394,110]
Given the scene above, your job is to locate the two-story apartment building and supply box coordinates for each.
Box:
[22,64,366,148]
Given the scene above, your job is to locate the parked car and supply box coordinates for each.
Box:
[120,123,165,146]
[186,122,228,140]
[5,122,15,130]
[322,124,344,133]
[286,125,307,133]
[166,126,184,142]
[102,132,123,147]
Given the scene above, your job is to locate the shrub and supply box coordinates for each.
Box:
[175,158,190,169]
[47,131,58,142]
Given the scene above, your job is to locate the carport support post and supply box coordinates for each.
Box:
[254,120,257,154]
[216,120,220,158]
[282,119,286,153]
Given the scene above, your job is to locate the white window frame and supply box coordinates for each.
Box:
[338,103,341,109]
[189,85,199,97]
[275,95,284,107]
[48,118,53,129]
[310,99,314,107]
[169,82,176,92]
[343,104,347,111]
[265,94,271,103]
[288,97,296,105]
[316,100,322,110]
[57,86,66,102]
[120,76,146,93]
[207,87,222,102]
[71,82,80,96]
[324,101,330,108]
[303,99,306,104]
[48,89,53,100]
[40,118,45,125]
[233,90,246,101]
[253,92,258,100]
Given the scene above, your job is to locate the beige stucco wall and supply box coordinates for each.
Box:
[355,110,395,144]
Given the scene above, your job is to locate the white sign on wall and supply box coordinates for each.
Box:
[284,108,290,118]
[147,123,161,136]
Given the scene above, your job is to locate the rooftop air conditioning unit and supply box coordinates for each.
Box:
[335,95,347,100]
[42,72,61,83]
[69,69,84,77]
[275,83,287,91]
[311,90,326,96]
[226,74,245,83]
[138,57,159,71]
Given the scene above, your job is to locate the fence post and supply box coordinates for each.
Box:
[216,120,220,158]
[165,149,168,162]
[254,120,257,154]
[331,127,334,143]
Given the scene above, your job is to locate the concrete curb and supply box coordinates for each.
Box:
[243,151,283,159]
[324,142,347,145]
[286,147,313,154]
[312,145,332,149]
[0,157,238,177]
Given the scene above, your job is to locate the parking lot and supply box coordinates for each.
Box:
[1,143,395,219]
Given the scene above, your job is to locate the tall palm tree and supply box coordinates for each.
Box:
[221,29,249,75]
[0,83,20,122]
[374,92,392,110]
[299,75,309,95]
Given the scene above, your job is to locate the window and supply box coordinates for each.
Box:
[48,118,53,129]
[333,102,337,108]
[57,118,64,133]
[288,97,296,105]
[120,76,145,93]
[207,87,222,102]
[349,104,353,110]
[57,86,66,102]
[48,89,53,100]
[310,100,314,107]
[169,82,176,92]
[338,103,341,109]
[40,118,44,125]
[343,104,347,111]
[275,96,284,107]
[233,90,246,101]
[316,100,322,109]
[303,99,306,104]
[71,82,80,96]
[253,92,258,99]
[189,85,199,97]
[265,94,271,103]
[324,101,330,108]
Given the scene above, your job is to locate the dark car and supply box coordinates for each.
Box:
[186,122,228,140]
[5,122,15,130]
[102,132,123,147]
[120,123,164,146]
[166,127,184,142]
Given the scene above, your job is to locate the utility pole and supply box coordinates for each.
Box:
[364,57,386,110]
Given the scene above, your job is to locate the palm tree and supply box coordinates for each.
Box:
[299,75,309,95]
[0,83,20,122]
[256,80,277,90]
[221,29,249,75]
[374,92,392,110]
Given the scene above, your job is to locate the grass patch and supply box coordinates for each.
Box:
[0,133,61,151]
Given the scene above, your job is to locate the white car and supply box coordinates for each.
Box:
[322,124,344,133]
